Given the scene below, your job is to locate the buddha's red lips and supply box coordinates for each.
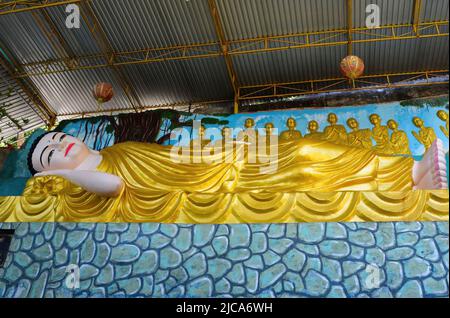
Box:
[64,143,75,157]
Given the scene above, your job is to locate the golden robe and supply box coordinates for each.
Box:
[80,139,413,194]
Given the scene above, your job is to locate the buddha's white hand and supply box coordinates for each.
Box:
[34,169,124,197]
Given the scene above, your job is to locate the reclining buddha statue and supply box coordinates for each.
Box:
[27,128,448,202]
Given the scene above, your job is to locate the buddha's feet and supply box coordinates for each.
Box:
[413,139,448,190]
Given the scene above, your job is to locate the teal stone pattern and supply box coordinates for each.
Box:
[0,222,448,298]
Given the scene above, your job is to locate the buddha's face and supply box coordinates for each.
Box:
[286,118,296,129]
[265,123,274,134]
[437,110,448,121]
[221,127,231,138]
[244,118,254,129]
[387,120,398,131]
[347,118,359,130]
[413,117,424,128]
[31,132,90,173]
[327,113,337,124]
[369,114,380,125]
[308,121,318,132]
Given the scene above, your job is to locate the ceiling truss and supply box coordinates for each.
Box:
[14,21,448,78]
[0,0,80,15]
[0,0,448,119]
[239,70,449,101]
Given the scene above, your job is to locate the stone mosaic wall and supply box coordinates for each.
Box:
[0,222,448,298]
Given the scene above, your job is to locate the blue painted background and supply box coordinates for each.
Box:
[176,102,449,156]
[0,222,448,298]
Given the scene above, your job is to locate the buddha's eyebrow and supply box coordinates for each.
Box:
[51,133,60,140]
[39,145,49,168]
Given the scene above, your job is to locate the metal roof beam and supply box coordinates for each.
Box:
[347,0,353,55]
[238,70,449,101]
[207,0,239,113]
[0,0,80,15]
[78,0,142,112]
[14,21,449,78]
[31,6,77,70]
[413,0,422,36]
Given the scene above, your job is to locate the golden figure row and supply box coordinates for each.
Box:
[210,110,449,156]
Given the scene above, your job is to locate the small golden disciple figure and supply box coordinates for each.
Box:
[323,113,347,144]
[304,120,323,139]
[262,122,277,151]
[191,124,211,149]
[280,117,302,141]
[241,118,258,143]
[264,123,275,136]
[222,126,232,140]
[412,117,437,151]
[369,114,390,153]
[437,110,449,138]
[387,119,411,155]
[346,118,372,149]
[244,118,255,129]
[218,126,234,147]
[218,126,235,163]
[187,125,213,161]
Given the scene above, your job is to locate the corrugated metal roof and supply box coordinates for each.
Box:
[353,0,414,28]
[353,36,449,74]
[28,67,131,115]
[25,55,233,115]
[421,0,450,22]
[0,0,448,134]
[0,12,58,64]
[234,45,347,85]
[120,57,233,106]
[92,0,218,51]
[217,0,347,40]
[42,5,101,56]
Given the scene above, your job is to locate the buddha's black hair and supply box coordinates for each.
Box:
[27,132,53,175]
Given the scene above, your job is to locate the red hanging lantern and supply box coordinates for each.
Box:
[339,55,365,80]
[93,82,114,104]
